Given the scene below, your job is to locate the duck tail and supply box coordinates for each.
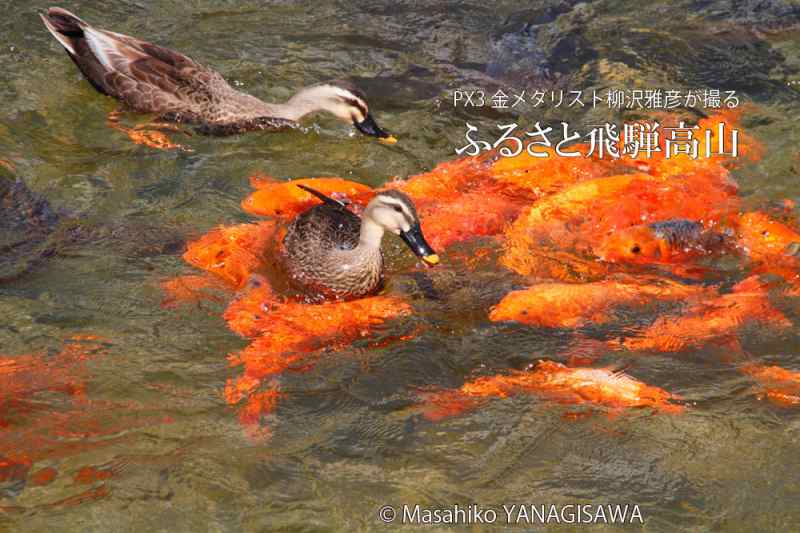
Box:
[40,7,90,56]
[296,184,346,207]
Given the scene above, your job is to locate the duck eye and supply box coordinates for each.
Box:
[393,206,403,213]
[631,245,641,254]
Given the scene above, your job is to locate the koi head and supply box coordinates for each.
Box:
[597,220,718,264]
[596,225,664,263]
[738,211,800,259]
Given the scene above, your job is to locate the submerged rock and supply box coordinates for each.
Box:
[0,171,184,283]
[486,1,596,87]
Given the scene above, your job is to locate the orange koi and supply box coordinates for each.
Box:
[231,387,283,441]
[0,336,107,411]
[737,211,800,260]
[0,456,30,491]
[740,363,800,407]
[614,278,791,353]
[490,279,712,328]
[501,173,663,274]
[29,467,58,487]
[242,176,373,218]
[596,219,726,264]
[501,172,739,275]
[107,110,187,151]
[417,181,530,250]
[224,283,412,404]
[182,221,281,288]
[421,360,683,421]
[0,336,173,483]
[385,153,494,203]
[159,274,230,308]
[73,466,114,485]
[221,278,278,338]
[490,144,616,195]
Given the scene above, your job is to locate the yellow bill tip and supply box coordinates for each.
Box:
[422,254,440,265]
[379,135,398,145]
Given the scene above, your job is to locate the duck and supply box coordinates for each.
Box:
[40,7,395,142]
[283,185,439,301]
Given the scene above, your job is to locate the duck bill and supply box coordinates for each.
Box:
[354,113,396,143]
[400,224,439,266]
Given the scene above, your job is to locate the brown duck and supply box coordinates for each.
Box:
[283,186,439,301]
[41,7,395,141]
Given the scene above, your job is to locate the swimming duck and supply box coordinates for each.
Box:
[283,186,439,301]
[40,8,395,141]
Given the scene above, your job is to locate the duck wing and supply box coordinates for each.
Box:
[287,203,361,253]
[42,7,228,117]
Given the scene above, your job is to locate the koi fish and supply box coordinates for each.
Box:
[0,336,108,411]
[0,335,173,496]
[242,176,373,218]
[232,387,283,441]
[182,221,281,288]
[596,219,726,264]
[489,144,616,196]
[223,280,412,405]
[740,363,800,407]
[385,153,494,204]
[420,360,683,421]
[417,181,530,250]
[490,278,712,328]
[106,111,187,151]
[613,277,791,353]
[737,211,800,261]
[159,274,229,308]
[500,172,738,275]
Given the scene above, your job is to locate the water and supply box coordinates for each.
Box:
[1,0,800,530]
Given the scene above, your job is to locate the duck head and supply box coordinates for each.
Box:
[363,190,439,265]
[288,81,396,143]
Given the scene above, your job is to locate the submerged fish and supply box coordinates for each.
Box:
[612,277,791,353]
[597,219,726,264]
[490,278,712,328]
[420,360,683,421]
[740,363,800,407]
